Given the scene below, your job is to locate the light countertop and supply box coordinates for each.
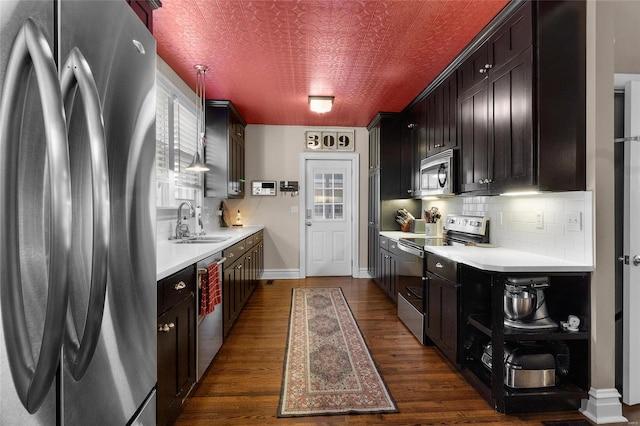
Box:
[380,230,592,273]
[157,225,264,281]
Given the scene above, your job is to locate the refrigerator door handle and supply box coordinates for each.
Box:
[59,47,110,381]
[0,18,72,414]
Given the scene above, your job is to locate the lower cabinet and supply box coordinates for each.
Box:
[157,265,197,426]
[222,230,263,337]
[376,236,398,302]
[425,273,459,364]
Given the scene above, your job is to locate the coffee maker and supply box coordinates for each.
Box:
[503,276,557,330]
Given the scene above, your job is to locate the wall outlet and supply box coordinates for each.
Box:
[536,211,544,229]
[566,212,582,231]
[291,205,299,213]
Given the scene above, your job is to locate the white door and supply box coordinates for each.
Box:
[623,80,640,405]
[304,159,352,276]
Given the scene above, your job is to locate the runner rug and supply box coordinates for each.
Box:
[278,287,398,417]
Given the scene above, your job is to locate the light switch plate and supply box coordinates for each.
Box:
[536,211,544,229]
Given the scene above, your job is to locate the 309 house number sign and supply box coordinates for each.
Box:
[305,130,354,151]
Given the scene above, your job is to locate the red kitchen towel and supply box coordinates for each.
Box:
[200,262,221,316]
[208,261,222,307]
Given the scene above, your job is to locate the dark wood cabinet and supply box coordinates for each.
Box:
[425,273,459,365]
[125,0,160,32]
[458,2,533,195]
[367,113,418,285]
[222,230,263,336]
[377,236,398,302]
[459,266,591,414]
[458,80,489,193]
[456,1,585,195]
[157,265,197,426]
[487,46,534,192]
[426,72,457,156]
[367,112,411,200]
[204,100,247,199]
[404,100,427,197]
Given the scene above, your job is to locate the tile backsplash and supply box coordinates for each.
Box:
[156,197,224,242]
[422,191,593,265]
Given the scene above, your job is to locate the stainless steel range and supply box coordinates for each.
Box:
[396,215,490,345]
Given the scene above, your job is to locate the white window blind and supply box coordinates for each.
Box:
[156,85,170,181]
[155,74,202,207]
[173,99,200,190]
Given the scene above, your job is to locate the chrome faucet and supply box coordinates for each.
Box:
[175,201,195,239]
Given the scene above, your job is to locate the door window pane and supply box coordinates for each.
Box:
[312,172,344,220]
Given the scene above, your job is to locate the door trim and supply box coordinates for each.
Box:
[299,153,359,278]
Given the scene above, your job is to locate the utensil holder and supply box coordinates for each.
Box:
[425,223,438,237]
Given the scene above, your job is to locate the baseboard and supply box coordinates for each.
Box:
[260,269,374,280]
[579,387,627,424]
[260,269,301,280]
[356,268,373,279]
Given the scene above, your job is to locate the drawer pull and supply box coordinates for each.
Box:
[435,262,444,268]
[174,281,186,291]
[158,323,175,333]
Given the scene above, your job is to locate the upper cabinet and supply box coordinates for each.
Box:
[458,3,533,193]
[426,72,457,156]
[368,112,412,200]
[457,1,586,195]
[125,0,161,32]
[404,99,427,197]
[204,100,247,199]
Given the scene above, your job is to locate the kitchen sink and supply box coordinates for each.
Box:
[171,236,232,244]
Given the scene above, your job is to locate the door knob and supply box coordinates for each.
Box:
[634,255,640,266]
[306,221,312,226]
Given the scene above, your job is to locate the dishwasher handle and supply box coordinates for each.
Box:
[197,257,227,288]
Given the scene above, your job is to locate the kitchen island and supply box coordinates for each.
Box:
[380,230,592,414]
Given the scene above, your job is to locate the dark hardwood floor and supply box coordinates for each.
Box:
[175,277,639,425]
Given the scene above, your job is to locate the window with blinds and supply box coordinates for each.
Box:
[156,76,202,207]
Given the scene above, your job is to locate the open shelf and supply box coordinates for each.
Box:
[467,314,589,341]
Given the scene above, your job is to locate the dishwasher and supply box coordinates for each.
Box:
[196,253,226,381]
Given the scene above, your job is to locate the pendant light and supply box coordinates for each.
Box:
[186,64,209,172]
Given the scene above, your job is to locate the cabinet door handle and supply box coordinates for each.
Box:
[158,323,175,333]
[435,262,444,268]
[434,143,442,148]
[236,264,243,270]
[174,281,186,291]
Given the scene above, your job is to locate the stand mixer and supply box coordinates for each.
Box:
[503,277,558,330]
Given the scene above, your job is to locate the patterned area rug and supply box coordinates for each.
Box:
[278,287,398,417]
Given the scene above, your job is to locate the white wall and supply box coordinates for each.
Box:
[225,124,370,277]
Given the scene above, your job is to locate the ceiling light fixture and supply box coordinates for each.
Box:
[308,96,334,114]
[186,64,210,172]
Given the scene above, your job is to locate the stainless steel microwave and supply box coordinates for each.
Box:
[419,149,457,197]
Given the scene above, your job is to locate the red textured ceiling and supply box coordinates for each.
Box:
[153,0,509,127]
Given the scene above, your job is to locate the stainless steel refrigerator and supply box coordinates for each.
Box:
[0,1,157,424]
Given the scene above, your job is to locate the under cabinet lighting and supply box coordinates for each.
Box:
[500,191,541,197]
[308,96,334,114]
